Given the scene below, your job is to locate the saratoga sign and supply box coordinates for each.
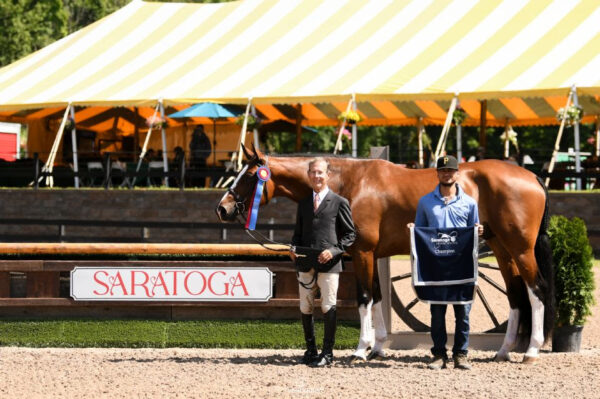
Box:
[70,267,273,302]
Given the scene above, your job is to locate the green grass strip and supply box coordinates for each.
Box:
[0,319,360,349]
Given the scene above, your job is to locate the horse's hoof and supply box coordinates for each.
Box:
[367,351,385,361]
[522,355,538,364]
[348,355,367,365]
[493,353,511,362]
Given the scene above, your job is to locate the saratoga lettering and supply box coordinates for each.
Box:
[92,270,250,298]
[73,267,272,302]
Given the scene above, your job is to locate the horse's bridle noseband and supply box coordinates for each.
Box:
[227,157,270,218]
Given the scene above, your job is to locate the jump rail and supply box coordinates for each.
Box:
[0,243,289,256]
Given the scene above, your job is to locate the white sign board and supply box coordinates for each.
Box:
[71,267,273,302]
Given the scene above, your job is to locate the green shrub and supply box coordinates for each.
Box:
[548,215,596,326]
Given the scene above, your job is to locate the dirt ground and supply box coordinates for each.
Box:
[0,262,598,399]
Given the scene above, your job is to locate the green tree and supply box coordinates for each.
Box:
[65,0,129,34]
[0,0,68,67]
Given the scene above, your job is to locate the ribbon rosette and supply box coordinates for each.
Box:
[245,166,271,230]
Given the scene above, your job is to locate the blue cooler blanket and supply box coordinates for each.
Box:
[410,226,478,304]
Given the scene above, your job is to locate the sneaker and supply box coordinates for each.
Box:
[453,353,472,370]
[427,355,447,370]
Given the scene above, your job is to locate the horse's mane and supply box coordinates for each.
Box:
[265,152,369,160]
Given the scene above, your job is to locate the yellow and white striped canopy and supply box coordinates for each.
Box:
[1,0,600,127]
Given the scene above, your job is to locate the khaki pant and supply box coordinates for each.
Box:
[298,269,339,314]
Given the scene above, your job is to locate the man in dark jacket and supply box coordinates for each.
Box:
[290,157,356,367]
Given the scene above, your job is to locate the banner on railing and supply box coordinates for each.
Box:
[71,267,273,302]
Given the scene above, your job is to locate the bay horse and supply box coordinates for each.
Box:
[216,145,554,364]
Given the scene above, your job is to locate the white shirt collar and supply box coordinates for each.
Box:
[313,186,329,201]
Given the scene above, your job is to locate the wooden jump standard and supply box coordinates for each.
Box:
[0,243,357,320]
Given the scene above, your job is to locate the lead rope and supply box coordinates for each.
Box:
[234,213,318,289]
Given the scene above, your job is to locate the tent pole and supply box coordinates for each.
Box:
[69,106,79,188]
[351,94,357,157]
[333,97,353,155]
[251,103,259,152]
[434,95,457,160]
[236,99,252,171]
[159,100,169,187]
[572,85,581,190]
[479,100,487,150]
[503,120,510,159]
[134,107,140,162]
[213,119,217,167]
[295,104,302,152]
[456,121,462,163]
[134,103,159,186]
[545,89,574,187]
[417,117,424,168]
[38,103,71,188]
[596,115,600,157]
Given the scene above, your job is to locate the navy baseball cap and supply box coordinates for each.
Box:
[436,155,459,170]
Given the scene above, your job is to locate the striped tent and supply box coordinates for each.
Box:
[2,0,600,129]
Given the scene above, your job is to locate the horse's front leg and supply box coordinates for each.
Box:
[351,298,374,363]
[368,299,388,360]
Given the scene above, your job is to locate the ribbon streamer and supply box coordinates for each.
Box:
[246,166,271,230]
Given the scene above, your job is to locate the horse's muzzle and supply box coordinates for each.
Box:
[216,204,237,222]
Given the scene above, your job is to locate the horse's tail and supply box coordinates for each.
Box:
[533,176,555,342]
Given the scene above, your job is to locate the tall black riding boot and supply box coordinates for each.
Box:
[300,313,319,365]
[310,307,337,367]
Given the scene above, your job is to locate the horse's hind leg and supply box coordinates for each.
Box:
[350,249,375,363]
[524,283,545,363]
[493,240,546,363]
[488,240,522,362]
[368,262,387,360]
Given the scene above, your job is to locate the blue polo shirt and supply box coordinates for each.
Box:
[415,183,479,228]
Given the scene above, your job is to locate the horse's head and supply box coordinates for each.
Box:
[216,144,272,222]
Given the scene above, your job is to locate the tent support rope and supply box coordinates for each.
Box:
[545,88,574,187]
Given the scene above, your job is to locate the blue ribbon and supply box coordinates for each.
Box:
[246,166,271,230]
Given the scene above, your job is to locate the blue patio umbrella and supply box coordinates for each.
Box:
[169,103,239,166]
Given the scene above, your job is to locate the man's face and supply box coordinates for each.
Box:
[308,161,330,192]
[437,168,459,186]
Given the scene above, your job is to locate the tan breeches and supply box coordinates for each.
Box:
[298,269,339,314]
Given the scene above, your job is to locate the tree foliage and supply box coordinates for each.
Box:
[0,0,229,67]
[0,0,67,67]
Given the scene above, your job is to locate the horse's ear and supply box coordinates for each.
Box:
[241,143,254,161]
[253,144,267,164]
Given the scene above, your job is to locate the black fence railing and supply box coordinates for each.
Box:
[0,218,295,243]
[0,152,238,190]
[0,152,598,190]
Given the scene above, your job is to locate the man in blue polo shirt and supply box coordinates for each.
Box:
[409,155,483,370]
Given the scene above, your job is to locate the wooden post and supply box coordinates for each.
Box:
[26,272,60,298]
[295,104,303,152]
[0,272,10,297]
[479,100,487,150]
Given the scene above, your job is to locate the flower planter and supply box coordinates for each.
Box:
[552,325,583,352]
